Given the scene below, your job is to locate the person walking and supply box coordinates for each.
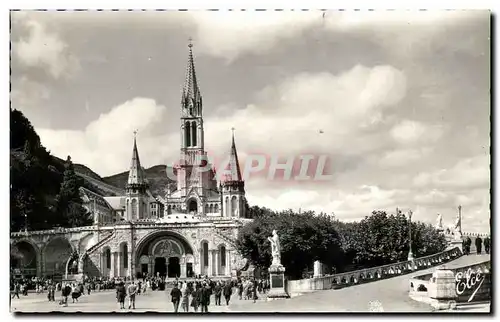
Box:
[466,237,472,255]
[475,237,483,254]
[237,281,243,300]
[223,281,233,305]
[127,281,138,310]
[170,283,181,313]
[116,281,127,310]
[11,283,20,299]
[47,283,55,302]
[180,283,190,312]
[190,284,201,312]
[214,282,222,306]
[484,236,491,254]
[200,283,211,313]
[60,283,71,307]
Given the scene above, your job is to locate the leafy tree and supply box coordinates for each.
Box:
[54,156,93,227]
[236,209,342,279]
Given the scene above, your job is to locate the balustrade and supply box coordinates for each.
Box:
[288,247,463,293]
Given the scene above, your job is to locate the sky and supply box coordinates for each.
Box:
[10,10,491,232]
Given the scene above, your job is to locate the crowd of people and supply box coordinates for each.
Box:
[10,273,270,313]
[462,236,491,255]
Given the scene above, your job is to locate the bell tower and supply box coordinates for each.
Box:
[125,131,149,221]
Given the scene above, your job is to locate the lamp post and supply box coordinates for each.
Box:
[407,210,414,261]
[24,213,28,234]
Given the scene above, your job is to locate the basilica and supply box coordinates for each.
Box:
[10,43,250,280]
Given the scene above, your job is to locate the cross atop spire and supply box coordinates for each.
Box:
[223,128,243,183]
[181,38,202,116]
[127,133,147,187]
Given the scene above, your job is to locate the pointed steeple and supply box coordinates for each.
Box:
[223,127,243,182]
[127,131,147,186]
[181,38,202,115]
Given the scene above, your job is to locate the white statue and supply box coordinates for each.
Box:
[454,211,462,235]
[436,214,443,230]
[267,230,281,266]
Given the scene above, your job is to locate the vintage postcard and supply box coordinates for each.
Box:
[9,10,491,313]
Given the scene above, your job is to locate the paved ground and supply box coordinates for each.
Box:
[11,253,490,313]
[225,253,490,313]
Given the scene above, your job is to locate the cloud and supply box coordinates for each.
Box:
[12,13,79,79]
[37,98,172,175]
[202,64,407,161]
[187,10,486,61]
[390,120,444,145]
[413,154,490,190]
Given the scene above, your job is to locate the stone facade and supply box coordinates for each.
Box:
[10,42,249,279]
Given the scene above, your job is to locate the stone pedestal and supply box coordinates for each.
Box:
[447,239,463,252]
[313,260,323,278]
[267,264,289,300]
[427,266,457,310]
[65,273,84,283]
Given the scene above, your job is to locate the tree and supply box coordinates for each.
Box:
[55,156,93,227]
[334,210,448,269]
[236,209,343,279]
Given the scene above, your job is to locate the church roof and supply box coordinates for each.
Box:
[127,134,147,186]
[79,187,111,209]
[103,196,126,210]
[222,130,243,182]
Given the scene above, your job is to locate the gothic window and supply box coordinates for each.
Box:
[225,197,230,217]
[123,244,128,269]
[185,122,191,147]
[204,204,209,214]
[220,245,226,267]
[214,204,219,213]
[209,204,214,214]
[202,241,209,267]
[231,196,237,217]
[105,248,111,269]
[131,199,137,218]
[191,121,197,146]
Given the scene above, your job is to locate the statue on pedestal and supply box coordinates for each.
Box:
[435,214,443,231]
[267,230,281,266]
[454,208,462,237]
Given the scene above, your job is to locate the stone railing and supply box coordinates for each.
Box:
[214,228,237,246]
[287,247,462,296]
[11,225,99,238]
[462,232,490,238]
[85,230,115,255]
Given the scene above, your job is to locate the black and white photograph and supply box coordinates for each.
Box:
[8,9,491,313]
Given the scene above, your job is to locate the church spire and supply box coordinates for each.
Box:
[224,127,243,183]
[181,38,202,116]
[127,131,147,186]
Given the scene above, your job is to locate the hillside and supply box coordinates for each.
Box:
[103,164,174,196]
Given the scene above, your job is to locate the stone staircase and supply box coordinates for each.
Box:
[84,230,115,256]
[214,228,237,247]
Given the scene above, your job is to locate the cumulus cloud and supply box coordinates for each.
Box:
[187,10,486,61]
[390,120,444,145]
[12,13,79,79]
[38,98,172,175]
[203,64,407,160]
[413,154,490,190]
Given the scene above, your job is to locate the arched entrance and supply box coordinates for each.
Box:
[11,241,38,277]
[135,231,194,279]
[188,199,198,213]
[43,237,74,277]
